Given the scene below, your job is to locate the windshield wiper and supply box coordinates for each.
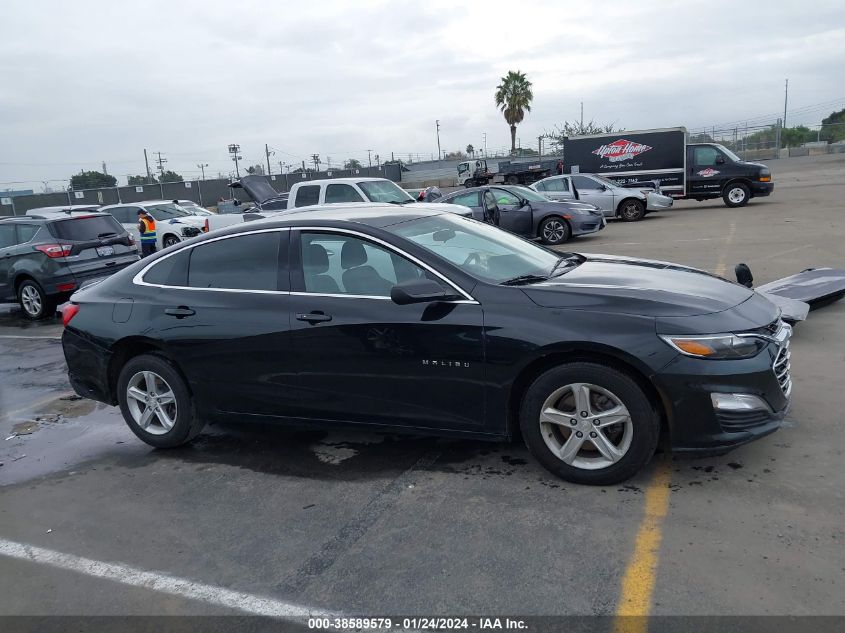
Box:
[97,232,118,239]
[500,274,549,286]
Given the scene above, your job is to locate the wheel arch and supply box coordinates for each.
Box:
[615,196,645,217]
[107,336,193,404]
[720,178,753,195]
[13,272,39,293]
[506,345,671,446]
[535,213,571,237]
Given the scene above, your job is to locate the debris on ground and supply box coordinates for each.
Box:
[11,454,26,462]
[11,420,39,436]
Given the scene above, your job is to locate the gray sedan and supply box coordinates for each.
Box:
[439,185,606,245]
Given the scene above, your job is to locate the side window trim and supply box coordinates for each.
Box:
[133,228,291,294]
[290,227,476,303]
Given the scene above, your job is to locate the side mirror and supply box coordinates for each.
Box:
[715,156,726,165]
[390,278,456,305]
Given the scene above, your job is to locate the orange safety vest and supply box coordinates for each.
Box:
[139,216,157,242]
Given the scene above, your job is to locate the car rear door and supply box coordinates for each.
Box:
[537,176,575,201]
[47,215,139,286]
[0,224,18,299]
[286,228,486,431]
[445,190,484,221]
[571,175,615,216]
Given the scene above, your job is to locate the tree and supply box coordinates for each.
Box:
[246,164,265,175]
[157,170,183,183]
[494,70,534,155]
[466,144,475,157]
[69,170,117,190]
[444,150,467,160]
[344,158,362,169]
[820,108,845,143]
[128,174,156,185]
[546,120,622,152]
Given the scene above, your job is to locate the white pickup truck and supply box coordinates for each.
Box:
[204,176,472,234]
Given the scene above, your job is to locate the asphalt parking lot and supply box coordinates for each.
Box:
[1,154,843,622]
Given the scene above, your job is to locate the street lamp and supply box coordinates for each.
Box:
[228,144,242,177]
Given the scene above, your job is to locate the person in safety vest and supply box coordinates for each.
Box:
[137,209,157,257]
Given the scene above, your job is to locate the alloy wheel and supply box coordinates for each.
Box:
[538,382,633,470]
[20,285,43,317]
[542,220,566,243]
[622,202,641,220]
[125,371,178,435]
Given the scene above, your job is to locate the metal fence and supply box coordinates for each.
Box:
[687,121,845,160]
[0,164,402,216]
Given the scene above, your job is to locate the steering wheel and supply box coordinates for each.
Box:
[463,252,483,267]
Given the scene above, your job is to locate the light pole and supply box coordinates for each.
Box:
[197,163,208,180]
[482,132,487,158]
[367,149,373,169]
[228,144,242,177]
[436,120,441,162]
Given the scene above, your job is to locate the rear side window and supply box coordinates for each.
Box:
[49,215,126,241]
[0,224,17,248]
[294,185,320,207]
[447,191,480,207]
[188,232,280,291]
[572,175,601,190]
[143,249,190,286]
[543,178,569,192]
[17,224,39,242]
[325,184,364,203]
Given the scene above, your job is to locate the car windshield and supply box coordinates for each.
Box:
[591,174,620,188]
[502,186,548,202]
[144,203,192,219]
[714,144,742,162]
[385,214,568,284]
[357,180,415,203]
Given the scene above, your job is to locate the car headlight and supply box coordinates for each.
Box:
[659,333,767,359]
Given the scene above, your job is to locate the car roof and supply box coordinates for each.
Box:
[2,211,112,222]
[224,203,441,232]
[296,177,393,185]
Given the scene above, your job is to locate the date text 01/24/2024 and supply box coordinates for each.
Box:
[308,617,527,630]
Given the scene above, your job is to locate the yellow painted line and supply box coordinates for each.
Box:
[614,456,672,633]
[713,221,737,277]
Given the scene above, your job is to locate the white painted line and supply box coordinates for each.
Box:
[0,335,62,340]
[0,538,335,618]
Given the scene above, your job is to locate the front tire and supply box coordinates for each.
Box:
[117,353,205,448]
[618,199,645,221]
[519,362,659,485]
[539,216,571,245]
[723,183,750,207]
[162,235,180,248]
[18,279,55,320]
[505,175,519,185]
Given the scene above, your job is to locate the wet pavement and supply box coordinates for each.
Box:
[0,155,844,618]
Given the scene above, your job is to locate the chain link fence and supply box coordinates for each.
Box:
[688,121,845,160]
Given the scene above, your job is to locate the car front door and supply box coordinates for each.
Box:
[490,188,533,237]
[138,228,297,417]
[287,228,486,431]
[445,190,483,221]
[689,146,728,196]
[571,175,615,216]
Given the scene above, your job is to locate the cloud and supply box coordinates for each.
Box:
[1,0,844,187]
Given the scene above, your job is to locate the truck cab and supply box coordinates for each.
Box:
[686,143,773,207]
[457,160,493,187]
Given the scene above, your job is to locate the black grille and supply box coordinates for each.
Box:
[717,409,772,431]
[774,342,791,397]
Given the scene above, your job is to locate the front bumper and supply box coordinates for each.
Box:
[751,181,774,197]
[653,336,791,454]
[646,193,674,211]
[571,214,606,236]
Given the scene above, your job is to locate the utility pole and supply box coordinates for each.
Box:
[538,135,543,158]
[327,156,331,169]
[375,154,380,169]
[435,120,441,162]
[265,144,274,175]
[154,152,167,177]
[482,132,487,158]
[580,101,584,131]
[311,154,321,172]
[102,161,108,175]
[278,160,285,174]
[367,149,373,169]
[228,144,242,177]
[143,149,152,184]
[783,78,789,130]
[197,163,208,179]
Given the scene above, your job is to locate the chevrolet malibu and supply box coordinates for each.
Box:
[61,205,792,485]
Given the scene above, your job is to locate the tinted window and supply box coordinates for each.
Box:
[114,207,138,224]
[533,181,546,191]
[17,224,40,243]
[143,248,191,286]
[447,191,481,207]
[300,232,427,297]
[542,178,569,192]
[188,232,280,290]
[295,185,320,207]
[572,175,601,190]
[357,180,415,203]
[0,224,17,249]
[694,146,720,166]
[491,189,521,205]
[49,215,125,241]
[325,184,365,203]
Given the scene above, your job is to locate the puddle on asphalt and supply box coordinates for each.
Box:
[0,303,61,330]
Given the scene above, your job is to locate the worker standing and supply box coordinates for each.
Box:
[137,209,157,257]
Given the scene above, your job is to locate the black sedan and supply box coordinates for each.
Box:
[62,205,792,485]
[439,185,606,245]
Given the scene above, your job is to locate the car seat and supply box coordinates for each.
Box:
[303,243,340,293]
[341,240,394,296]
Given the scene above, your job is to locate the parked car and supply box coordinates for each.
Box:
[61,205,793,485]
[25,204,102,217]
[440,184,606,245]
[1,213,138,319]
[98,201,206,249]
[531,174,673,221]
[173,200,214,217]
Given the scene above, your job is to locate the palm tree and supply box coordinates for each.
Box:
[494,71,534,155]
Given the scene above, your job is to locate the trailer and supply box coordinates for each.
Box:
[457,158,563,187]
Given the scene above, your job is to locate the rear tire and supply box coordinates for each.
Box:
[618,199,645,222]
[723,183,750,208]
[117,353,205,448]
[18,279,55,320]
[519,362,659,485]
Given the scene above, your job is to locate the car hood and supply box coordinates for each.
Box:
[231,175,281,204]
[163,215,206,227]
[522,253,759,317]
[418,202,473,217]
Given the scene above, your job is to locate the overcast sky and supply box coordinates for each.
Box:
[2,0,844,189]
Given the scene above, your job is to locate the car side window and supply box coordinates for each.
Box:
[300,232,428,297]
[694,146,720,167]
[483,191,498,209]
[294,185,321,207]
[143,248,191,286]
[492,189,520,205]
[16,224,39,243]
[325,184,365,203]
[534,181,546,191]
[544,178,569,192]
[188,232,281,291]
[447,191,481,207]
[0,224,17,249]
[572,175,600,190]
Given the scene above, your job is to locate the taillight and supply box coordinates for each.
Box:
[35,244,73,258]
[62,304,80,327]
[56,282,77,293]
